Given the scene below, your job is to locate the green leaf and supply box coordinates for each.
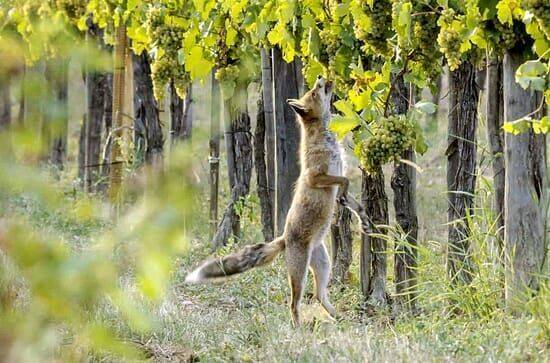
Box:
[515,60,548,91]
[226,27,238,46]
[414,101,437,115]
[329,115,360,139]
[126,0,140,12]
[503,118,532,135]
[414,122,428,155]
[77,16,88,31]
[496,1,513,25]
[185,46,213,81]
[533,116,549,134]
[478,0,498,19]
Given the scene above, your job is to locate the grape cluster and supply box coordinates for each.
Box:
[494,21,518,52]
[356,115,415,174]
[151,57,188,101]
[410,3,442,82]
[151,25,184,54]
[146,7,189,101]
[151,57,173,101]
[354,0,392,56]
[328,0,341,19]
[440,8,455,24]
[319,28,340,55]
[214,65,240,82]
[146,7,164,30]
[55,0,86,19]
[523,0,550,38]
[438,27,461,71]
[146,7,184,56]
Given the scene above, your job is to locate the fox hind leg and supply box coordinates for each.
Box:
[310,242,336,318]
[285,241,310,327]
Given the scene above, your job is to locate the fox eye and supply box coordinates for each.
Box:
[312,92,317,98]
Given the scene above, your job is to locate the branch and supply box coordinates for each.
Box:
[383,50,415,117]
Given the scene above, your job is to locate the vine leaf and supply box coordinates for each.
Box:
[329,100,362,139]
[329,115,360,139]
[413,101,437,115]
[185,46,213,81]
[515,60,547,91]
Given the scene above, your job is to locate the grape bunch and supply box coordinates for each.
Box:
[328,0,341,19]
[440,8,455,24]
[147,7,190,101]
[410,2,442,82]
[356,115,415,174]
[172,65,190,99]
[146,7,164,30]
[146,7,184,55]
[353,0,392,56]
[151,57,188,101]
[437,26,461,71]
[523,0,550,38]
[319,28,340,55]
[55,0,86,20]
[214,64,240,82]
[494,21,518,52]
[151,57,173,101]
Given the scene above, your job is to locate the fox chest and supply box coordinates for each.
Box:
[324,132,343,176]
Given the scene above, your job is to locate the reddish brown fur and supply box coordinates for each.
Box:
[186,77,348,326]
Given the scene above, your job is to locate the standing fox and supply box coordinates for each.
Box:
[186,76,349,326]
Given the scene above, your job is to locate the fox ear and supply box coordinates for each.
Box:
[287,99,308,117]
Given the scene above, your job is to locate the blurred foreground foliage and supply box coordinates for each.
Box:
[0,129,199,361]
[0,25,199,357]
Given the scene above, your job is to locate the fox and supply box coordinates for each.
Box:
[185,76,350,326]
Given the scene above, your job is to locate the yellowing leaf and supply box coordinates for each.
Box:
[226,27,238,46]
[76,16,87,31]
[267,24,283,45]
[329,115,360,139]
[185,46,213,81]
[496,1,512,25]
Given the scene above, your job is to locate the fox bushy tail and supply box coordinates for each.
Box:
[185,237,285,283]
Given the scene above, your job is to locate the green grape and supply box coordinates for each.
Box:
[356,115,416,174]
[215,64,240,82]
[151,57,175,101]
[409,2,442,82]
[146,7,184,57]
[353,0,392,56]
[319,28,340,55]
[440,8,455,24]
[55,0,86,20]
[494,21,518,52]
[438,27,461,71]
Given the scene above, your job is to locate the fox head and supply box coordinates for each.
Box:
[287,76,333,125]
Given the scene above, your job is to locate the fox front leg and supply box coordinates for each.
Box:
[305,172,349,198]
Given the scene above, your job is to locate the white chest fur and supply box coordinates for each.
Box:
[324,131,344,177]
